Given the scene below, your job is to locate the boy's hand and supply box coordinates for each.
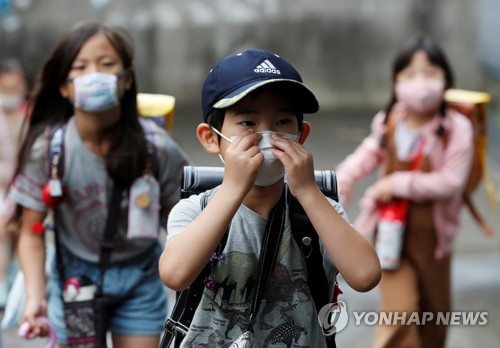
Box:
[271,134,316,199]
[222,131,264,194]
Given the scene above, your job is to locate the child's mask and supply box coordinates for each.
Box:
[212,128,299,186]
[70,72,122,112]
[0,93,23,111]
[395,78,445,115]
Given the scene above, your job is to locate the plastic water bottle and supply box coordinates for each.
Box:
[375,200,409,270]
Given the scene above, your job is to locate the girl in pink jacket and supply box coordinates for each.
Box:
[336,37,473,348]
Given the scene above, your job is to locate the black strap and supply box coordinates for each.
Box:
[96,184,123,295]
[160,189,286,347]
[248,189,286,326]
[289,193,337,348]
[159,190,223,348]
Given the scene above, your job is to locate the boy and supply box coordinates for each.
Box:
[159,49,381,347]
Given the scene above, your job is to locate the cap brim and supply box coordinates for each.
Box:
[213,79,319,113]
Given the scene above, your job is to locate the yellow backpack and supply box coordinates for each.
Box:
[137,93,176,133]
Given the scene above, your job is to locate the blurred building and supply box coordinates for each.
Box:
[0,0,498,117]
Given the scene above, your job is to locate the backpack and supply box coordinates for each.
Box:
[160,166,341,348]
[137,93,176,133]
[444,89,495,236]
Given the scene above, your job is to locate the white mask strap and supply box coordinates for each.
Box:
[211,127,234,143]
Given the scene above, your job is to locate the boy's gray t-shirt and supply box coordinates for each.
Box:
[11,117,189,263]
[167,187,349,347]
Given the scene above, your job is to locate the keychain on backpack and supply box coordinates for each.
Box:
[127,174,160,239]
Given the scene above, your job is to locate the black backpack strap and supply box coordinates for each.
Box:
[288,188,337,348]
[97,184,123,293]
[160,190,228,348]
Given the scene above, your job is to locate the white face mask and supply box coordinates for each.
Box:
[0,92,23,111]
[70,72,122,112]
[212,128,299,186]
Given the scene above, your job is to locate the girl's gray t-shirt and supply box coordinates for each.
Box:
[11,117,189,262]
[166,188,350,347]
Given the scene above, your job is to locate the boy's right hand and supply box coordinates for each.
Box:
[21,297,49,339]
[221,131,264,195]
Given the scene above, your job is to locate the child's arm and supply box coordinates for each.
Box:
[335,111,386,202]
[159,131,263,291]
[297,189,381,292]
[18,208,49,338]
[273,135,381,292]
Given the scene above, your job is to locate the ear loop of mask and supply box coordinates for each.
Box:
[211,127,233,164]
[211,126,235,143]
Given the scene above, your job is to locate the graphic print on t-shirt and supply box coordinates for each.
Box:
[188,234,313,347]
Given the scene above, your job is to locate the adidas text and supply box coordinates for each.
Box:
[254,60,281,74]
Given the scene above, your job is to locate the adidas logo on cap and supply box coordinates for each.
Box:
[254,60,281,74]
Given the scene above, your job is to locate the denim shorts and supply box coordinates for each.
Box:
[48,243,167,344]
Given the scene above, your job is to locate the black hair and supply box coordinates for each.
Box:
[0,58,31,96]
[205,82,304,136]
[10,22,149,215]
[381,36,454,146]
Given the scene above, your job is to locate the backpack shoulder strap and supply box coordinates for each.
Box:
[140,118,160,178]
[288,184,338,348]
[48,123,67,181]
[44,123,68,204]
[160,189,228,348]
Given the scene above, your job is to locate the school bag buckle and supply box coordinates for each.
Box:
[164,318,189,336]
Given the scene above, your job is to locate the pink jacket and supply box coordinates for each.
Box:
[336,104,473,259]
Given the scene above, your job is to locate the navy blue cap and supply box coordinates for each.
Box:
[201,49,319,121]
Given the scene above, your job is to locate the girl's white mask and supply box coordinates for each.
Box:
[0,93,23,111]
[70,72,124,112]
[212,128,299,186]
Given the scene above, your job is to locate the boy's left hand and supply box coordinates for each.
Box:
[271,134,316,198]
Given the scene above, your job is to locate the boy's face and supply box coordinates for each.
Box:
[217,89,299,151]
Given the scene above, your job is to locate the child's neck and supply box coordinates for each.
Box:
[243,182,285,219]
[74,111,121,157]
[406,109,436,130]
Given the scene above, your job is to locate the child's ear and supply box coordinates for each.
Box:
[124,68,133,90]
[59,83,69,99]
[197,123,220,154]
[298,121,311,144]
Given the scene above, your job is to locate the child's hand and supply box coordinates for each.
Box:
[337,177,353,206]
[21,297,49,339]
[271,134,316,199]
[222,131,264,194]
[368,175,393,203]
